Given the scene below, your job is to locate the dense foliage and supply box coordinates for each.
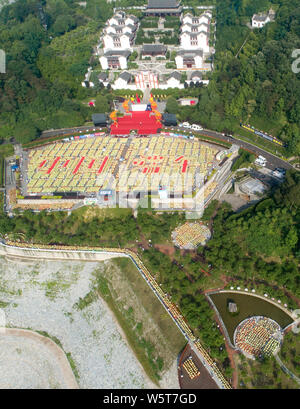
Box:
[204,170,300,297]
[196,0,300,156]
[0,0,113,142]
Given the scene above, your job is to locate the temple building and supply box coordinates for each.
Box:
[145,0,182,17]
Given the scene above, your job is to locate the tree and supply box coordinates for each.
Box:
[51,15,75,36]
[95,95,110,113]
[166,96,179,114]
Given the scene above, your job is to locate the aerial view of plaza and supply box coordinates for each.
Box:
[0,0,299,394]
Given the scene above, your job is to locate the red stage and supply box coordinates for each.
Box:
[110,111,162,135]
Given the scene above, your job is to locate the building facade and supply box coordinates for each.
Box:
[145,0,182,16]
[176,10,212,69]
[100,50,131,70]
[175,50,203,69]
[135,71,159,90]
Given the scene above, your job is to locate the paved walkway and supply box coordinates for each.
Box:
[274,354,300,386]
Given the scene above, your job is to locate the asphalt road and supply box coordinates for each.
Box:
[198,129,293,171]
[40,125,294,172]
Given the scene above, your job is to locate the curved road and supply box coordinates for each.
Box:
[198,129,293,171]
[274,354,300,386]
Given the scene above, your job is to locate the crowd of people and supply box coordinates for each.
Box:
[183,358,200,380]
[234,316,282,359]
[24,134,218,196]
[172,222,211,249]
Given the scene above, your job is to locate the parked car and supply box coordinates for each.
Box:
[181,122,191,129]
[191,124,203,131]
[272,170,284,179]
[275,167,286,174]
[255,158,266,167]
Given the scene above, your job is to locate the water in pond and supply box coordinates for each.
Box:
[209,292,293,345]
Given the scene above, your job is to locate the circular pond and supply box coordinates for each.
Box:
[208,291,294,345]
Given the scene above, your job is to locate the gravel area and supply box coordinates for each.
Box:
[0,256,153,389]
[0,332,73,389]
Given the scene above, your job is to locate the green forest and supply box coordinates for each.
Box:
[0,0,113,143]
[198,0,300,157]
[178,0,300,157]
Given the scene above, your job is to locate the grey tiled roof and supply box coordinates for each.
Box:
[252,14,268,22]
[104,50,131,57]
[119,71,131,82]
[169,71,181,81]
[142,44,167,53]
[191,71,202,80]
[148,0,180,8]
[177,49,203,57]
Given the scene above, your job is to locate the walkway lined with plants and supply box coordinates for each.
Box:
[2,239,232,389]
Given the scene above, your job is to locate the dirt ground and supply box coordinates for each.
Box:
[178,344,218,389]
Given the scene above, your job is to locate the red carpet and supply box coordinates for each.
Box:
[110,111,162,135]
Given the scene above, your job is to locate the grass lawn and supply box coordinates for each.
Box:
[97,257,186,384]
[73,205,132,222]
[0,192,4,212]
[249,115,285,138]
[113,258,186,351]
[233,124,286,158]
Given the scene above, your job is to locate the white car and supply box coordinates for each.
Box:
[181,122,191,128]
[255,158,266,167]
[191,124,203,131]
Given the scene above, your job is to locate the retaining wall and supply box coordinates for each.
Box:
[0,242,124,262]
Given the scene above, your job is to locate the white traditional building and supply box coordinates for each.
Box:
[182,11,211,26]
[135,71,159,90]
[105,24,137,36]
[181,22,209,34]
[180,31,209,53]
[166,71,182,88]
[107,12,138,29]
[177,10,212,67]
[175,50,203,69]
[103,32,135,51]
[101,11,138,63]
[252,8,275,28]
[112,70,185,91]
[81,67,94,88]
[251,14,270,28]
[100,50,131,70]
[113,71,133,89]
[98,72,109,87]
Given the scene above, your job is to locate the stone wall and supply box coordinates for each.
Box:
[0,242,125,262]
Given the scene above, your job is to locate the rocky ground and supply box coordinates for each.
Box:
[0,256,155,389]
[0,331,75,389]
